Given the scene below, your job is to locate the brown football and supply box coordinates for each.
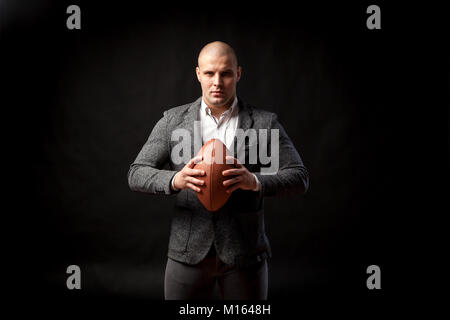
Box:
[194,139,235,211]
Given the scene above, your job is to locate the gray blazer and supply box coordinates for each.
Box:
[128,97,309,268]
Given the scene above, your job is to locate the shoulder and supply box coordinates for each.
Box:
[160,97,201,123]
[163,101,195,117]
[251,107,276,120]
[240,98,275,116]
[239,98,277,125]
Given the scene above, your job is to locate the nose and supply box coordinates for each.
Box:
[213,74,223,87]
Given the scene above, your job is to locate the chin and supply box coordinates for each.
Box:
[209,97,229,107]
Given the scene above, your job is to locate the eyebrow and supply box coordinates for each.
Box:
[202,69,234,73]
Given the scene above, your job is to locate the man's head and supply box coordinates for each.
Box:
[196,41,242,109]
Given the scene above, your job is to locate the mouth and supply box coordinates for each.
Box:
[211,91,224,96]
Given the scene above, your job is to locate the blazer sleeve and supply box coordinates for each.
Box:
[127,112,178,195]
[254,113,309,197]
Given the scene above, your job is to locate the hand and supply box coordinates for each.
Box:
[222,156,257,193]
[173,156,205,192]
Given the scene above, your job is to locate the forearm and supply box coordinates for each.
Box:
[127,112,180,195]
[254,165,309,197]
[127,164,177,195]
[254,112,309,197]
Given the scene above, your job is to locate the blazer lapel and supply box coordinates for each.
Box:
[235,98,254,157]
[175,97,202,159]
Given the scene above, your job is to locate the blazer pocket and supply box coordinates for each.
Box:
[168,207,193,253]
[175,190,190,208]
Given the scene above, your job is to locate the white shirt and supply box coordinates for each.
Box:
[200,96,239,150]
[171,97,260,191]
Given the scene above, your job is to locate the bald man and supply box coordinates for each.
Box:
[128,41,309,300]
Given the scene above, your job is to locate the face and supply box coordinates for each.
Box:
[196,54,241,108]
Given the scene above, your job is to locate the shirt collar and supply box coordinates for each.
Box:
[201,96,238,118]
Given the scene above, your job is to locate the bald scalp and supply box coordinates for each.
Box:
[197,41,238,69]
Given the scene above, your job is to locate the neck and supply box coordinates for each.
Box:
[209,105,228,119]
[205,96,235,119]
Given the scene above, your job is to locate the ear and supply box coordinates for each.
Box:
[236,66,242,82]
[196,67,201,82]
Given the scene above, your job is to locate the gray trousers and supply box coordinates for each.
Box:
[164,247,268,300]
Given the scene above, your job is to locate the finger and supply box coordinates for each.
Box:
[187,176,205,186]
[193,155,203,164]
[223,176,241,186]
[222,168,243,176]
[226,182,242,193]
[185,168,205,176]
[186,157,196,169]
[225,155,242,167]
[187,155,203,168]
[186,182,201,193]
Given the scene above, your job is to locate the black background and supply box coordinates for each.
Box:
[2,0,447,316]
